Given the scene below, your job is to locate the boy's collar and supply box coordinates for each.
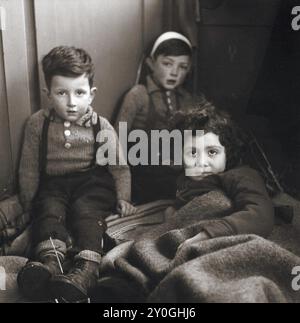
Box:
[42,107,54,119]
[146,75,186,97]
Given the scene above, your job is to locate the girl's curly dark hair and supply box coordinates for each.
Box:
[170,102,246,170]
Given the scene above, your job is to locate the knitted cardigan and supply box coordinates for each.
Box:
[19,108,131,210]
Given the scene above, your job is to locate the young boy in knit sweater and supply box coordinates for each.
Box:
[169,105,274,252]
[17,46,136,301]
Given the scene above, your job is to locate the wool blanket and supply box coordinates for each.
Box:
[95,191,300,303]
[0,191,300,303]
[96,230,300,303]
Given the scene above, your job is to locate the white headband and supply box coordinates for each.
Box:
[150,31,192,58]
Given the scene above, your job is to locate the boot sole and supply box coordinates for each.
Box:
[50,277,88,303]
[17,262,52,301]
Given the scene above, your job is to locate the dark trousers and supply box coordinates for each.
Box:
[32,167,117,254]
[131,165,180,204]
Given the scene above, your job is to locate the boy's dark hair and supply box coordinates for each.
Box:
[152,39,192,59]
[42,46,95,89]
[138,38,193,85]
[170,102,246,170]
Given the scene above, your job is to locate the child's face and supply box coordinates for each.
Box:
[183,132,226,181]
[46,74,96,122]
[147,55,191,90]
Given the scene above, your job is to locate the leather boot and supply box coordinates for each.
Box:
[51,259,99,302]
[17,255,64,301]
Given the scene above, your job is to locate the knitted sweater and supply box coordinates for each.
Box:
[114,76,205,133]
[175,166,274,238]
[19,108,131,210]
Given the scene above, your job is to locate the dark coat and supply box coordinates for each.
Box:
[176,166,274,238]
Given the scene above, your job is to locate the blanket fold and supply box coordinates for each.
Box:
[97,231,300,303]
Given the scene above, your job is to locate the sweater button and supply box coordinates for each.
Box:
[64,142,71,149]
[64,130,71,137]
[64,121,71,128]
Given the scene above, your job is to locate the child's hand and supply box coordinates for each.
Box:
[117,200,137,217]
[177,231,210,253]
[165,206,177,217]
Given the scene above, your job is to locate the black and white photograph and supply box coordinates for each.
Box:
[0,0,300,305]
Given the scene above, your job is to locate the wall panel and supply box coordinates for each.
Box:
[144,0,165,49]
[34,0,144,120]
[0,32,13,198]
[0,0,33,192]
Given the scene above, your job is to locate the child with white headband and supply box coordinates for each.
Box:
[115,31,208,203]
